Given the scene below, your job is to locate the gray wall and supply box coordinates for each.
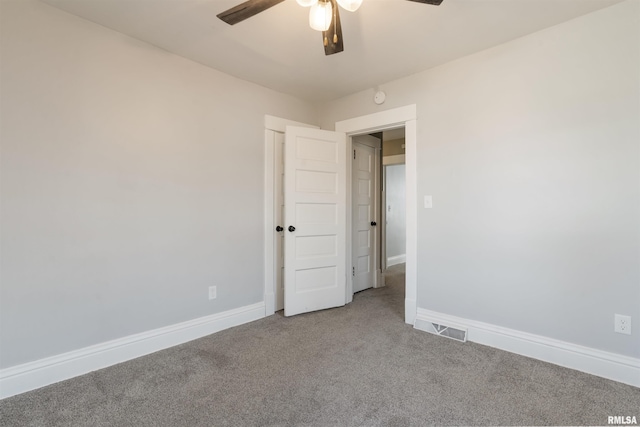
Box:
[383,139,405,157]
[0,0,316,368]
[318,1,640,358]
[385,164,406,263]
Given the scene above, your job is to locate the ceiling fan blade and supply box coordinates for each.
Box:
[322,0,344,56]
[217,0,286,25]
[406,0,444,5]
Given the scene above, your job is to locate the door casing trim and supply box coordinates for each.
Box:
[336,105,418,325]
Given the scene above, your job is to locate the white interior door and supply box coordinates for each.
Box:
[284,126,347,317]
[352,142,377,293]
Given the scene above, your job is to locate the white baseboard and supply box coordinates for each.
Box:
[415,308,640,388]
[387,254,406,267]
[0,302,265,399]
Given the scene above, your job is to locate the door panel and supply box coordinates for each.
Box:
[284,126,347,316]
[352,142,376,293]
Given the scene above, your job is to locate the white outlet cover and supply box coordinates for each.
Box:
[209,286,217,300]
[614,314,631,335]
[424,195,433,209]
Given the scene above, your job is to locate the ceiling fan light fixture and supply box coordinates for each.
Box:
[336,0,362,12]
[309,0,332,32]
[217,0,442,55]
[296,0,318,7]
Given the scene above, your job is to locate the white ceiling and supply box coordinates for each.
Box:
[41,0,623,102]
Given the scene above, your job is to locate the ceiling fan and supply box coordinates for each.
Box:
[217,0,444,56]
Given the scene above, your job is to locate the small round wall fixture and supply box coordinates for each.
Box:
[374,91,386,105]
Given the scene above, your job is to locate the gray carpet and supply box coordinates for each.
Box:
[1,264,639,426]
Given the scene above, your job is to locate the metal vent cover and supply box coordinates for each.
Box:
[414,319,468,343]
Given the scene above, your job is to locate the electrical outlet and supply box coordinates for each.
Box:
[614,314,631,335]
[208,286,217,300]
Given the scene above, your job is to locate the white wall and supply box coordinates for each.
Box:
[318,1,640,359]
[385,164,406,265]
[0,0,316,368]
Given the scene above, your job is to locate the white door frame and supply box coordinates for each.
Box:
[381,165,387,272]
[263,116,318,316]
[336,105,418,325]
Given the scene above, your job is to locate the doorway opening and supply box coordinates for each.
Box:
[337,105,417,325]
[350,128,407,319]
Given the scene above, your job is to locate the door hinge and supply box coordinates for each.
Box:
[352,266,355,277]
[353,149,356,160]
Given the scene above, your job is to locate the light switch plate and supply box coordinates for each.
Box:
[424,195,433,209]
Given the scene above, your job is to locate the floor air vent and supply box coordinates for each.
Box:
[414,319,468,343]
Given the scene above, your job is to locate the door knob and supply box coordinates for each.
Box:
[276,226,283,232]
[371,221,377,226]
[288,225,296,232]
